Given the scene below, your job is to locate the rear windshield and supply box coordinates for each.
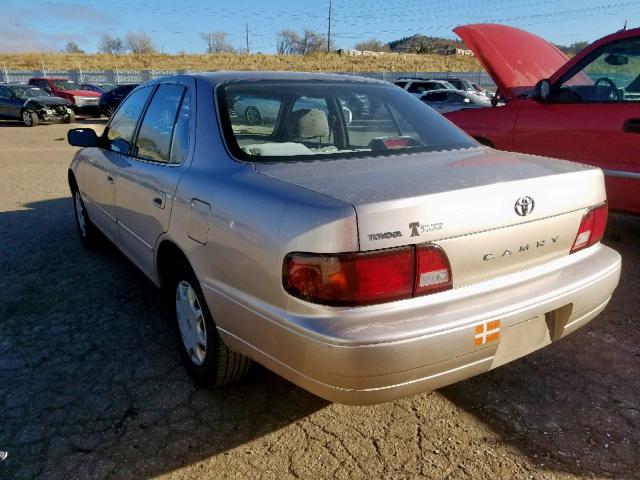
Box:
[216,80,476,162]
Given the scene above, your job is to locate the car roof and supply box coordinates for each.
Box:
[177,71,387,87]
[2,84,37,88]
[29,77,69,80]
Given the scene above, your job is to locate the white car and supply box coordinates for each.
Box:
[420,89,491,113]
[393,78,456,97]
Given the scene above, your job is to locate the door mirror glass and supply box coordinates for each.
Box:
[536,79,551,100]
[68,128,98,147]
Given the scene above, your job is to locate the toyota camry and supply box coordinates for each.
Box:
[66,72,621,404]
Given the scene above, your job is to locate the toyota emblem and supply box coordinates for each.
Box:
[514,196,535,216]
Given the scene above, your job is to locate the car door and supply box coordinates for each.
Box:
[513,36,640,213]
[0,86,13,118]
[81,85,154,241]
[115,81,193,277]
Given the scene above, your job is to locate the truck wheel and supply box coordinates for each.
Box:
[22,110,38,127]
[65,111,76,124]
[169,259,251,387]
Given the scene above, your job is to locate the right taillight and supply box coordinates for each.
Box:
[570,203,608,253]
[283,244,452,306]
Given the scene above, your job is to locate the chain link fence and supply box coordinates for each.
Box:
[1,69,495,89]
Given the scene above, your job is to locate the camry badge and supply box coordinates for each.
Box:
[514,196,535,216]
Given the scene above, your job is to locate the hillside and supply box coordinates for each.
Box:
[0,51,480,73]
[388,35,467,54]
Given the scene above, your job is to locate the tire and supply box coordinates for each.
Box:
[169,259,251,387]
[65,111,76,124]
[22,110,38,127]
[71,188,99,247]
[244,106,262,126]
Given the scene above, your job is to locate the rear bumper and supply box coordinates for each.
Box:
[205,244,621,405]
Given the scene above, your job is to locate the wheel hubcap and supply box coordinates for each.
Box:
[23,112,31,125]
[74,192,87,237]
[246,107,260,125]
[175,280,207,365]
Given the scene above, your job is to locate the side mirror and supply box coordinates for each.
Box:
[534,79,551,101]
[68,128,98,147]
[463,97,471,103]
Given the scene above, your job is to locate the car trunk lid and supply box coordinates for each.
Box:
[453,23,570,99]
[256,147,605,287]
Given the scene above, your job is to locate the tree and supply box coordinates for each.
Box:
[64,42,85,54]
[276,29,301,55]
[298,29,326,55]
[201,31,234,53]
[125,32,156,54]
[354,38,390,52]
[98,34,125,55]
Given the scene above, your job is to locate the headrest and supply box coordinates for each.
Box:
[289,109,330,139]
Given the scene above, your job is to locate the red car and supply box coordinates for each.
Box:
[28,77,101,117]
[445,24,640,215]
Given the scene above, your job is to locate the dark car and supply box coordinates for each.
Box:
[99,83,139,116]
[80,83,117,95]
[0,84,74,126]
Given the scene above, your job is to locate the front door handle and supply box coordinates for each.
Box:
[153,189,166,209]
[623,118,640,134]
[106,175,115,183]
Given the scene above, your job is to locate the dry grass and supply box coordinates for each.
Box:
[0,51,480,73]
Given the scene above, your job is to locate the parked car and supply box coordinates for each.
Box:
[98,83,139,117]
[232,94,353,125]
[28,77,100,117]
[393,78,456,97]
[420,89,491,113]
[0,84,74,126]
[67,72,620,405]
[445,23,640,215]
[80,83,117,95]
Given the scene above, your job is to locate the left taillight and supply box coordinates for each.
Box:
[283,244,452,307]
[570,203,608,253]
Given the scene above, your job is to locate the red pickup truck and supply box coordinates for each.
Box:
[28,77,101,117]
[445,24,640,215]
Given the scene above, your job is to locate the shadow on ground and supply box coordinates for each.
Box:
[0,198,327,479]
[440,213,640,477]
[0,197,638,479]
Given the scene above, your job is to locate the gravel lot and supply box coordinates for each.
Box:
[0,120,638,480]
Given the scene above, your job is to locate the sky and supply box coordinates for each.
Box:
[1,0,639,54]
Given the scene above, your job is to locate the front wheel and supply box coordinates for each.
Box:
[72,190,99,247]
[65,111,76,124]
[244,106,262,126]
[22,110,38,127]
[170,260,251,387]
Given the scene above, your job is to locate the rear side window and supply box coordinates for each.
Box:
[134,84,187,164]
[107,86,153,154]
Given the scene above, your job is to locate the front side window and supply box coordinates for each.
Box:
[106,86,153,154]
[558,38,640,103]
[0,87,10,99]
[217,80,476,162]
[134,84,186,163]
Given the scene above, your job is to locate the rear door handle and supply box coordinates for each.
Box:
[153,189,166,209]
[106,168,117,183]
[623,118,640,134]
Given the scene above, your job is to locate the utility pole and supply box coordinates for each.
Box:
[245,24,250,54]
[327,0,332,52]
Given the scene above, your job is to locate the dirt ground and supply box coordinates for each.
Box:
[0,120,638,480]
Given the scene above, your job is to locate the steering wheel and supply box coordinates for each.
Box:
[594,77,621,100]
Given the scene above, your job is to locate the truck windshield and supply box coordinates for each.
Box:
[52,80,77,91]
[217,80,477,162]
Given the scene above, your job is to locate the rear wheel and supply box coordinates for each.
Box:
[22,110,38,127]
[169,260,251,387]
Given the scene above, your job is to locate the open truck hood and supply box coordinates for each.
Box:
[454,24,570,99]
